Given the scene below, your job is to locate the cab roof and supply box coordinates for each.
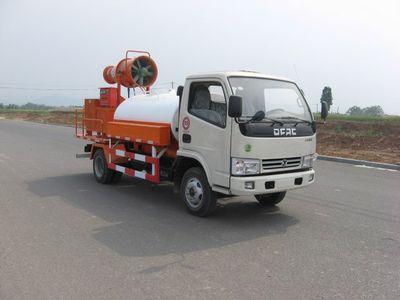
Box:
[186,71,295,84]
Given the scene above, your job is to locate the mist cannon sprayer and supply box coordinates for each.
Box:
[101,50,158,105]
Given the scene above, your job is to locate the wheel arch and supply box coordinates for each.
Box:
[89,143,108,160]
[173,155,212,192]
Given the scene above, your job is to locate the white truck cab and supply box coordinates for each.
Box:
[175,71,317,216]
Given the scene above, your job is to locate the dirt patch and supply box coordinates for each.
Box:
[0,111,77,126]
[1,111,399,164]
[316,121,400,164]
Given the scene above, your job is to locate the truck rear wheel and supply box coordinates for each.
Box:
[181,167,217,217]
[255,192,286,206]
[112,171,123,183]
[93,148,116,184]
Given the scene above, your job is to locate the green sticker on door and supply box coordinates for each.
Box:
[244,144,252,152]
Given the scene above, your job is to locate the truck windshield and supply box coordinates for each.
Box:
[228,77,312,123]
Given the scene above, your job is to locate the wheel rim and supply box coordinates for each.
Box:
[184,177,204,209]
[94,155,105,177]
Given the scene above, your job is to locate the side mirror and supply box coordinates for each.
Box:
[228,95,242,118]
[176,85,184,98]
[321,101,328,121]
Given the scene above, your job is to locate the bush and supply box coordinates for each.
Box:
[346,105,384,116]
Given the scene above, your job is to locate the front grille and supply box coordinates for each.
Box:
[262,157,302,171]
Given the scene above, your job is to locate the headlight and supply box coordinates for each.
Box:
[302,154,317,168]
[231,158,260,175]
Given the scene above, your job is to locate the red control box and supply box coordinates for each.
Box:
[99,87,118,107]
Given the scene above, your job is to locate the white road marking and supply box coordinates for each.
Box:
[314,211,329,217]
[353,165,397,172]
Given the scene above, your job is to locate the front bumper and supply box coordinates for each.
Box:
[230,169,315,196]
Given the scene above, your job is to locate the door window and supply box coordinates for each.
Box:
[188,82,227,128]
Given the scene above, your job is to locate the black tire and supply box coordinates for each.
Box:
[180,167,217,217]
[111,171,123,183]
[93,149,115,184]
[255,192,286,206]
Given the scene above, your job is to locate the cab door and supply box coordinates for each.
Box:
[178,79,231,188]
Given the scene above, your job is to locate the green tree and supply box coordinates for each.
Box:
[0,103,3,109]
[320,87,333,111]
[7,104,19,109]
[362,105,384,116]
[346,106,363,115]
[20,102,53,110]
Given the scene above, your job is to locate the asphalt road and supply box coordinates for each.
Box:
[0,119,399,300]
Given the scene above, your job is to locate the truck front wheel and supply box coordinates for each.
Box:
[181,167,217,217]
[255,192,286,206]
[93,148,116,184]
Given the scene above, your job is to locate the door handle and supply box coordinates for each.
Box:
[182,134,191,143]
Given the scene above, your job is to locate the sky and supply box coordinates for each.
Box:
[0,0,399,114]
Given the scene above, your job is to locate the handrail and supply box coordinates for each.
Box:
[75,108,108,141]
[75,108,84,136]
[125,49,151,60]
[83,117,104,134]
